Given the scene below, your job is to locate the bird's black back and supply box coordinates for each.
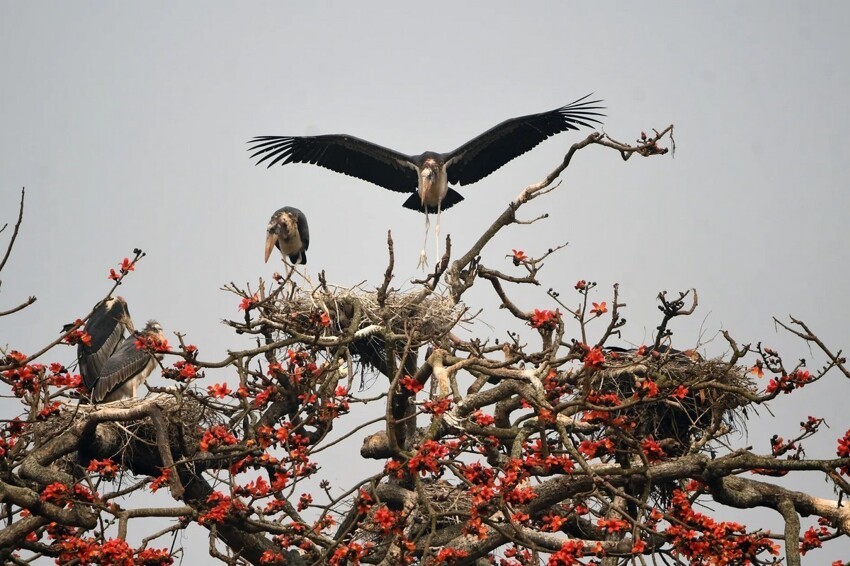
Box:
[78,297,133,391]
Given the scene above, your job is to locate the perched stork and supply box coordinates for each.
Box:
[265,206,309,264]
[90,320,165,403]
[249,95,603,266]
[78,297,135,392]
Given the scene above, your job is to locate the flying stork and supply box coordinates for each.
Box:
[265,206,309,264]
[249,95,604,265]
[77,297,135,392]
[89,320,166,403]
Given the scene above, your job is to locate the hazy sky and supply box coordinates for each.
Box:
[1,2,849,561]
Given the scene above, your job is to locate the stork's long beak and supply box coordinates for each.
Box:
[264,232,278,263]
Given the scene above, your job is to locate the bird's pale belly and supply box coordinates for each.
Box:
[419,176,448,207]
[278,233,303,256]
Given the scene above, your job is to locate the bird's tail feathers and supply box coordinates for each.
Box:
[401,189,465,214]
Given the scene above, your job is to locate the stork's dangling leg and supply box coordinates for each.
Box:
[418,211,431,270]
[434,200,443,265]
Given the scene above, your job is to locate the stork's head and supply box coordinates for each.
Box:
[265,210,297,263]
[143,320,164,338]
[419,157,440,205]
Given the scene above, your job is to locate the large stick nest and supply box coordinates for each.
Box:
[257,287,465,379]
[591,350,754,448]
[264,287,463,340]
[35,394,211,478]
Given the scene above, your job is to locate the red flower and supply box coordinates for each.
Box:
[434,547,468,564]
[199,425,239,452]
[37,402,62,420]
[135,548,173,565]
[471,411,494,426]
[408,440,450,476]
[583,347,605,368]
[511,249,528,265]
[750,361,764,378]
[399,375,423,394]
[207,383,232,398]
[641,437,665,462]
[41,482,69,505]
[297,493,313,511]
[150,468,172,492]
[238,293,259,311]
[100,538,134,564]
[260,551,284,564]
[598,517,628,532]
[372,506,398,533]
[575,280,587,290]
[108,258,135,281]
[422,397,452,416]
[671,385,689,400]
[530,309,561,330]
[590,301,608,316]
[634,379,659,398]
[87,458,120,480]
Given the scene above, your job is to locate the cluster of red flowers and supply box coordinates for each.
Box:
[407,440,451,476]
[582,346,605,368]
[837,430,850,475]
[135,334,170,353]
[107,257,136,281]
[51,535,172,565]
[399,375,424,393]
[664,489,779,564]
[329,541,372,565]
[165,359,200,381]
[62,322,92,347]
[1,352,44,397]
[198,491,246,525]
[530,308,561,330]
[764,369,813,395]
[199,424,239,452]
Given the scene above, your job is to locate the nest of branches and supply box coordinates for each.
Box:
[36,394,210,478]
[354,480,473,547]
[267,287,461,339]
[591,350,753,450]
[255,286,464,379]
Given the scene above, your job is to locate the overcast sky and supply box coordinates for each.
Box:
[1,2,849,561]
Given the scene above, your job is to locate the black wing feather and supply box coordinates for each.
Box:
[249,134,419,194]
[78,298,133,391]
[92,336,154,403]
[445,95,604,186]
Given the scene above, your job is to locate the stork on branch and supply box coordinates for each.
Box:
[78,298,165,403]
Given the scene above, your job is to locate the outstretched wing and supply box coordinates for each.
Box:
[92,336,156,403]
[249,134,419,193]
[444,94,604,186]
[78,297,133,391]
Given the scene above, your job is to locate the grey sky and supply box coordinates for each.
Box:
[1,2,849,561]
